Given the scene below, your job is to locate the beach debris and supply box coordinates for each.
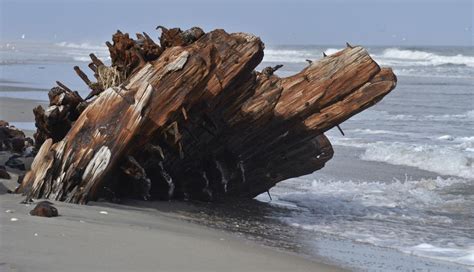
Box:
[17,174,24,184]
[29,201,59,217]
[0,120,33,154]
[0,166,11,179]
[99,211,108,215]
[5,155,25,171]
[5,209,14,213]
[267,190,272,201]
[261,64,283,76]
[15,26,397,204]
[10,217,18,222]
[336,125,345,136]
[32,85,84,149]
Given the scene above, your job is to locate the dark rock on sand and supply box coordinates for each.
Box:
[29,201,59,217]
[17,174,25,184]
[0,165,11,179]
[10,137,25,154]
[0,120,33,155]
[5,155,26,171]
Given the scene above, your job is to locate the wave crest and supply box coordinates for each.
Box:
[375,48,474,67]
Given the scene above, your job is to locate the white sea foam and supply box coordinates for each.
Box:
[56,41,109,62]
[73,56,93,62]
[348,128,416,137]
[359,141,474,179]
[324,48,342,55]
[263,49,317,63]
[263,47,474,69]
[351,110,474,122]
[406,243,474,266]
[373,48,474,67]
[261,46,474,78]
[261,176,474,266]
[425,110,474,121]
[55,41,107,51]
[263,48,343,63]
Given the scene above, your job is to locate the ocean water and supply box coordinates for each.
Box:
[1,41,473,270]
[257,45,474,270]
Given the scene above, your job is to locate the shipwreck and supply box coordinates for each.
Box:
[15,26,397,204]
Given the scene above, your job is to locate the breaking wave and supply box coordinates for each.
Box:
[55,41,107,51]
[56,41,109,62]
[263,49,318,63]
[262,176,474,267]
[359,141,474,179]
[350,110,474,122]
[374,48,474,67]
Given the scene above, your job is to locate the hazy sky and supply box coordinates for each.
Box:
[0,0,472,46]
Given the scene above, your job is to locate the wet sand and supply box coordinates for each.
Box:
[0,93,344,271]
[0,179,342,272]
[0,96,45,123]
[0,92,468,272]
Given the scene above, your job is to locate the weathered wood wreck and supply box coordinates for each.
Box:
[15,26,397,204]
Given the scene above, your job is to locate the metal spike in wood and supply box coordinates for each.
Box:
[56,81,73,92]
[267,190,272,201]
[336,125,345,136]
[89,53,104,67]
[88,63,97,73]
[143,32,154,42]
[73,66,92,86]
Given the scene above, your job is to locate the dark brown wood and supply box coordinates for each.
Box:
[16,26,397,204]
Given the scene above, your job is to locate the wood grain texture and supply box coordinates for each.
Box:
[17,27,396,203]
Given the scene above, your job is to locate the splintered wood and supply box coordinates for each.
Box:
[17,26,396,203]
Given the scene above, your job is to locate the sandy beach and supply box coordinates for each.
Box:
[2,0,474,269]
[1,88,472,271]
[0,96,44,122]
[0,95,344,272]
[0,174,342,272]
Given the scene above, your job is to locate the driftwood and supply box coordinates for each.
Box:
[16,26,396,204]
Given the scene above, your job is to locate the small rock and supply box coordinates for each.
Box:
[0,165,11,179]
[5,155,25,171]
[99,211,108,215]
[17,174,25,184]
[11,137,25,153]
[34,233,38,236]
[29,201,59,217]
